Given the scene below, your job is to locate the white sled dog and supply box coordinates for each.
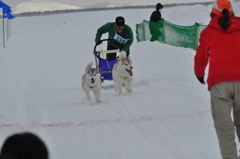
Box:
[82,62,102,102]
[112,51,133,95]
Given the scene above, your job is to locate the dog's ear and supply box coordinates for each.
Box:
[126,57,132,64]
[85,66,91,73]
[85,61,94,73]
[96,68,100,74]
[121,58,124,64]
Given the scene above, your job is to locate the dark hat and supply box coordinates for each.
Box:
[1,132,48,159]
[156,3,163,10]
[115,16,125,26]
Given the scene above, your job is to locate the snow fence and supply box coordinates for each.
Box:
[136,20,206,50]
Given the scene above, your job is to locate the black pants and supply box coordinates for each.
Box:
[107,44,130,60]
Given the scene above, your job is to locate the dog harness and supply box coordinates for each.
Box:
[111,68,128,79]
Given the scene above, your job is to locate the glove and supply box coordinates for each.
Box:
[158,18,164,22]
[197,77,205,84]
[95,40,101,45]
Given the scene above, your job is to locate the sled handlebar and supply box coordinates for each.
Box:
[93,39,119,58]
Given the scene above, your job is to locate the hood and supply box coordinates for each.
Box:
[156,3,163,10]
[209,15,240,33]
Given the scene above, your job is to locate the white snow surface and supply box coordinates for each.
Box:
[1,2,240,159]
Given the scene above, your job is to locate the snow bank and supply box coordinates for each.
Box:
[13,1,83,14]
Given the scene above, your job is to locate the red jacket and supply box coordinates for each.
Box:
[194,15,240,90]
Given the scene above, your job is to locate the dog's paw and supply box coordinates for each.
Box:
[127,89,132,93]
[87,97,91,101]
[95,97,101,103]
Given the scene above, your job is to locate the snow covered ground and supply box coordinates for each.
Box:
[1,2,240,159]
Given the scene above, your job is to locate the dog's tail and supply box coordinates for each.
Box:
[118,50,127,60]
[85,61,94,73]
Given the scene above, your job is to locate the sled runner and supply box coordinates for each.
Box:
[93,39,120,81]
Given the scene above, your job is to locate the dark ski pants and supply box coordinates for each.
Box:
[107,44,130,60]
[210,82,240,159]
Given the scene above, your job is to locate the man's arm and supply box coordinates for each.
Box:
[122,25,134,51]
[95,23,111,42]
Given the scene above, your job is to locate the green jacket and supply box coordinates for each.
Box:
[95,22,134,51]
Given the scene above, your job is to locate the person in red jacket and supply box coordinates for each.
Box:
[194,0,240,158]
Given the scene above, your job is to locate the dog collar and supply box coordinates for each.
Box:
[120,75,127,79]
[88,84,95,88]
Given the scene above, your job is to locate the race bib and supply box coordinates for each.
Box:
[113,34,129,44]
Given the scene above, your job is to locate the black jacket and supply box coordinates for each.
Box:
[150,10,162,22]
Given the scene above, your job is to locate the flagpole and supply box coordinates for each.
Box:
[9,19,11,36]
[6,18,9,41]
[3,16,5,48]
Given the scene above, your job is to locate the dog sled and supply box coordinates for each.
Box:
[93,39,120,81]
